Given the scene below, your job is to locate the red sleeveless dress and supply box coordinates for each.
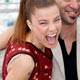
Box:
[2,40,53,80]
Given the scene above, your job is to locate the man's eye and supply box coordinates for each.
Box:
[78,0,80,2]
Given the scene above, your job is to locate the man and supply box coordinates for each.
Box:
[0,0,80,80]
[52,0,80,80]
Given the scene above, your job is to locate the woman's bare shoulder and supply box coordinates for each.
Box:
[6,54,35,80]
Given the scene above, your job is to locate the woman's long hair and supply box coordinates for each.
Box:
[12,0,57,44]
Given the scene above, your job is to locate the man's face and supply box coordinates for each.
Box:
[55,0,80,24]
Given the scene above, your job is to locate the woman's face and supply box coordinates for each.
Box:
[27,5,62,49]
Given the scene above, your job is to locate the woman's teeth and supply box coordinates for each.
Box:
[48,34,56,38]
[46,34,56,44]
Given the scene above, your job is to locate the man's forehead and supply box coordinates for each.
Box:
[55,0,80,2]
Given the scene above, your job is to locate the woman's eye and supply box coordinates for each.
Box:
[40,22,47,25]
[64,0,71,2]
[55,18,61,22]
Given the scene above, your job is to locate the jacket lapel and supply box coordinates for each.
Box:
[51,42,65,79]
[77,19,80,80]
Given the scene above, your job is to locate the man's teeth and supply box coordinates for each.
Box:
[68,11,78,15]
[70,12,75,15]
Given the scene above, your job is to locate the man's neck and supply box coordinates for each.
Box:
[60,22,77,54]
[60,22,76,41]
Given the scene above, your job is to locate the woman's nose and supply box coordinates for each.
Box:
[49,24,57,33]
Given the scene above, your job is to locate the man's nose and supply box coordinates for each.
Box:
[70,1,79,10]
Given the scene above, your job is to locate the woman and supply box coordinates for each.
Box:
[2,0,62,80]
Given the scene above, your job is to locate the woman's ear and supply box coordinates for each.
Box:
[26,20,32,30]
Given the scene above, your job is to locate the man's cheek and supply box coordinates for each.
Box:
[79,3,80,7]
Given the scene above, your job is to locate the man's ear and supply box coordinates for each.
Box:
[26,20,32,30]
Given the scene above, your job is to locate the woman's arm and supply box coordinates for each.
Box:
[0,27,13,50]
[6,54,35,80]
